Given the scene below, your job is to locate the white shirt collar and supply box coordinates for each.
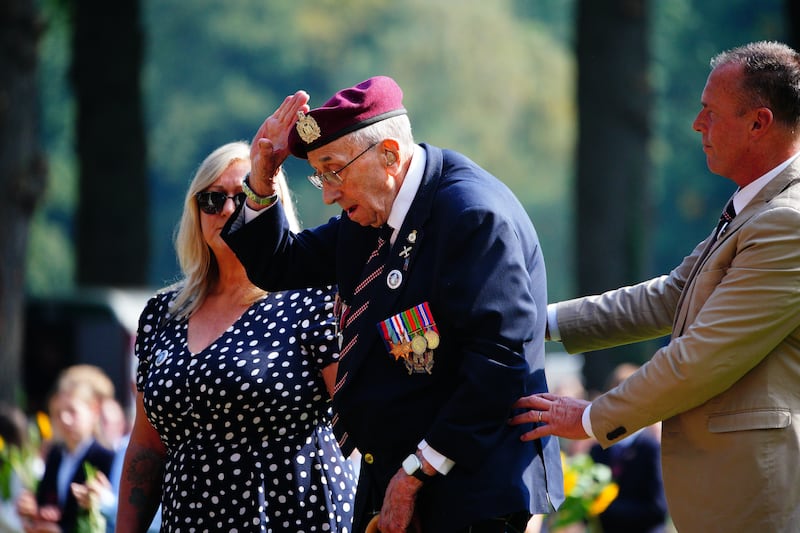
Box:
[386,144,426,243]
[733,151,800,213]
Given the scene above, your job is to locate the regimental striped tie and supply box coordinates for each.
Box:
[338,225,392,362]
[332,224,392,456]
[714,199,736,242]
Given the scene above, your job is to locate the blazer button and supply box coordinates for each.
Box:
[606,426,627,440]
[364,453,374,464]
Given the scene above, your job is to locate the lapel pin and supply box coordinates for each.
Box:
[155,349,170,366]
[387,269,403,289]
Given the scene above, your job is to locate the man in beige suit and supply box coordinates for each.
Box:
[511,41,800,532]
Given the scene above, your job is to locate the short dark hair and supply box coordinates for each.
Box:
[711,41,800,128]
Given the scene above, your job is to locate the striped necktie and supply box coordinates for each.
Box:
[714,199,736,241]
[332,224,392,455]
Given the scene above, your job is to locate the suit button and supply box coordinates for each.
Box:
[606,426,627,440]
[364,453,374,464]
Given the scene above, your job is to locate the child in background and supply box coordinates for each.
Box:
[68,363,161,533]
[1,403,29,533]
[16,373,114,532]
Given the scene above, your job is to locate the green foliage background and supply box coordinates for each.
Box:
[28,0,787,304]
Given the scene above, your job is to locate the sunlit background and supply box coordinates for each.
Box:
[5,0,792,406]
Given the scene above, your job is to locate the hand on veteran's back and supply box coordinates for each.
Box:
[250,91,310,186]
[510,392,590,441]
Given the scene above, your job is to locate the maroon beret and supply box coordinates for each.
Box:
[288,76,407,159]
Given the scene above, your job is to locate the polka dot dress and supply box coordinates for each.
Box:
[135,287,356,532]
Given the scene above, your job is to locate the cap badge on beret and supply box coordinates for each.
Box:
[296,111,321,144]
[287,76,406,159]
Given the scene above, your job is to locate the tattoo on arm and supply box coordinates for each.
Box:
[123,447,166,526]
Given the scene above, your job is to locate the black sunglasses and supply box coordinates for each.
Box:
[195,191,245,215]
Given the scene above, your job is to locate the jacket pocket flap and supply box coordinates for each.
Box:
[708,409,791,433]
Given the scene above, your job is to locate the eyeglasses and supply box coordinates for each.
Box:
[307,142,378,190]
[195,191,245,215]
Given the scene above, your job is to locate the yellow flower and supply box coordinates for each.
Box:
[550,453,618,529]
[588,482,619,516]
[0,435,5,452]
[563,468,579,495]
[36,411,52,441]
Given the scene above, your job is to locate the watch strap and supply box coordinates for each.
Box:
[242,173,278,207]
[411,466,433,482]
[402,453,433,482]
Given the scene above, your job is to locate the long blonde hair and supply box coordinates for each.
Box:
[167,141,300,320]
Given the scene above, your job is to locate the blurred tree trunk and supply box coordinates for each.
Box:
[575,0,653,393]
[72,0,148,287]
[788,0,800,50]
[0,0,46,405]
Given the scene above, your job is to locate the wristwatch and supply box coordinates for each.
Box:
[241,173,279,207]
[402,453,434,482]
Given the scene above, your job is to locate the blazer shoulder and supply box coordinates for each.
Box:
[746,197,800,231]
[83,441,115,474]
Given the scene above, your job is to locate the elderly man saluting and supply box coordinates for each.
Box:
[222,76,563,532]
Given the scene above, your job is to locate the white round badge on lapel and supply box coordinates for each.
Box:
[387,269,403,289]
[155,349,170,366]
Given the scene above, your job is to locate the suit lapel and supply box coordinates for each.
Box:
[671,192,736,333]
[673,164,800,335]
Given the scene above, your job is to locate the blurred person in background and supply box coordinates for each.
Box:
[53,364,145,532]
[96,397,126,454]
[53,365,121,452]
[116,141,356,532]
[72,396,161,533]
[16,372,114,532]
[589,364,667,533]
[1,403,30,533]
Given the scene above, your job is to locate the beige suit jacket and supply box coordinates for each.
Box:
[554,162,800,532]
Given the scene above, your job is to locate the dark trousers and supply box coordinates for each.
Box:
[456,511,531,533]
[354,464,531,532]
[359,511,531,533]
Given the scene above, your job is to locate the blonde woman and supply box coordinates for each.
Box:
[117,142,355,532]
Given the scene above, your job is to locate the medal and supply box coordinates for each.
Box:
[377,302,440,374]
[405,349,435,375]
[410,335,427,355]
[424,330,440,350]
[390,342,411,360]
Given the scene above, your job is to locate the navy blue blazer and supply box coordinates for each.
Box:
[36,440,115,532]
[224,143,563,531]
